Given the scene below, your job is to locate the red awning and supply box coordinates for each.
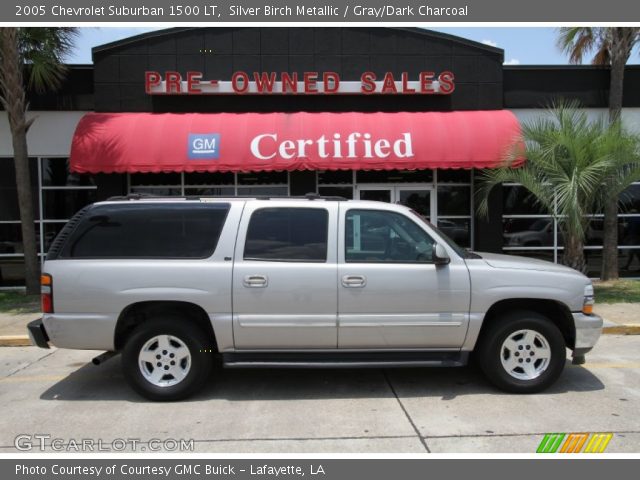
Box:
[70,111,522,174]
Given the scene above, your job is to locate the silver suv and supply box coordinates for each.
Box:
[28,195,602,401]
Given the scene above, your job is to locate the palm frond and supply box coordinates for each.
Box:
[476,101,640,246]
[17,28,78,93]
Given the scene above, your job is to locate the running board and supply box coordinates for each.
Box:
[222,351,469,369]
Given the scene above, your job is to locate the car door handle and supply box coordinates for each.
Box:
[341,275,366,288]
[243,275,268,288]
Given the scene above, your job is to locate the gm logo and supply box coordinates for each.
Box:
[188,133,220,160]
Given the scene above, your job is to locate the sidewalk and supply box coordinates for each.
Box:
[0,303,638,347]
[595,303,640,334]
[0,311,39,346]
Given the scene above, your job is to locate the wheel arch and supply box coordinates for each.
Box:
[114,301,217,352]
[476,298,575,350]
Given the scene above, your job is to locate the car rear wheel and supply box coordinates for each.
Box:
[122,317,213,401]
[477,311,566,393]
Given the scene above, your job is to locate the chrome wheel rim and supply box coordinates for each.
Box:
[138,335,191,387]
[500,329,551,380]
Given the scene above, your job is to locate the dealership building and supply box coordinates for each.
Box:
[1,27,640,286]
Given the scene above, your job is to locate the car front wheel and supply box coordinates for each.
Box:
[477,311,566,393]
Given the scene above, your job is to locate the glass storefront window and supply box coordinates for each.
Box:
[503,185,550,215]
[0,158,39,221]
[620,184,640,214]
[317,186,354,199]
[185,187,235,197]
[581,216,640,247]
[503,217,555,247]
[437,186,471,216]
[620,247,640,275]
[184,172,235,185]
[0,160,20,221]
[0,224,23,254]
[43,189,97,220]
[130,187,181,196]
[437,169,471,183]
[501,181,640,275]
[128,172,291,198]
[621,215,640,249]
[130,172,181,186]
[236,186,288,196]
[356,170,433,183]
[318,170,353,185]
[41,158,95,187]
[575,247,640,277]
[43,223,66,252]
[0,257,25,287]
[237,172,288,185]
[437,218,471,248]
[399,189,431,218]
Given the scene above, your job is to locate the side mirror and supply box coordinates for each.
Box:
[433,243,450,266]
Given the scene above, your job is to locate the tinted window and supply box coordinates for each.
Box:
[346,209,435,263]
[244,208,328,262]
[62,203,229,258]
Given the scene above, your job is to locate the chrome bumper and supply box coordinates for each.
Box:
[572,312,603,355]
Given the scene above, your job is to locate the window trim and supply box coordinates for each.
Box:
[243,206,330,263]
[59,203,231,260]
[344,208,437,265]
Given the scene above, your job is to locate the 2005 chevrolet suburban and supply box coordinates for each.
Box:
[28,195,603,401]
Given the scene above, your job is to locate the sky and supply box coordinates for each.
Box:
[64,27,638,66]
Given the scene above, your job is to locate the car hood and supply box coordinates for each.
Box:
[474,251,578,274]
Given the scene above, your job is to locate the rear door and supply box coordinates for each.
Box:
[232,201,338,349]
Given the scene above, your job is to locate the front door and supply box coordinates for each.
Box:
[356,185,436,221]
[337,205,471,349]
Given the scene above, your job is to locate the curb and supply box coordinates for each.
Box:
[0,335,32,347]
[602,325,640,335]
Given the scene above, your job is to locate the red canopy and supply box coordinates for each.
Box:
[70,111,522,174]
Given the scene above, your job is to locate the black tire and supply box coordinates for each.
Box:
[122,317,213,401]
[476,311,566,393]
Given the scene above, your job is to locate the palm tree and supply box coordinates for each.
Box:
[558,27,640,279]
[0,27,77,294]
[477,103,640,273]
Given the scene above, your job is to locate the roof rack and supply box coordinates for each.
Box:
[106,193,158,201]
[106,192,347,202]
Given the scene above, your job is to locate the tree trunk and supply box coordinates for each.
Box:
[0,28,40,294]
[601,197,619,280]
[563,233,587,274]
[601,42,627,280]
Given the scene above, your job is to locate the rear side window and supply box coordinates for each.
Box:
[244,207,328,262]
[61,203,230,259]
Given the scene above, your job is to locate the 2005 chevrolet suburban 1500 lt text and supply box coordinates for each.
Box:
[27,195,602,401]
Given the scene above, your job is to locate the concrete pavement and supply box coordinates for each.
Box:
[0,335,638,453]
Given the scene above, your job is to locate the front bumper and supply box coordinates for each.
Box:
[27,318,50,349]
[572,312,603,356]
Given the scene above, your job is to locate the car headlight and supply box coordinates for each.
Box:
[583,284,595,315]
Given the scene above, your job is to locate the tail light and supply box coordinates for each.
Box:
[41,274,53,313]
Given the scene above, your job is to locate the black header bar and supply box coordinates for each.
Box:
[4,0,640,22]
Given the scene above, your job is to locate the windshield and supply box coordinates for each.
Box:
[408,210,470,259]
